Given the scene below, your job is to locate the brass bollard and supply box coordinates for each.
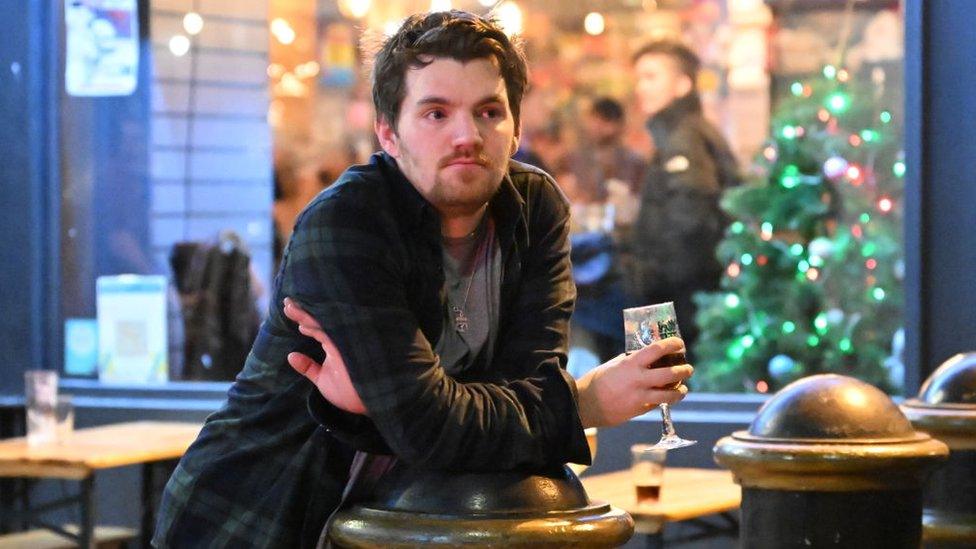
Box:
[903,352,976,547]
[715,374,948,549]
[327,464,633,548]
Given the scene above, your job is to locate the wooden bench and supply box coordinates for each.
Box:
[0,525,137,548]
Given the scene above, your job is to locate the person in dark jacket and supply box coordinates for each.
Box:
[626,39,741,353]
[154,11,693,549]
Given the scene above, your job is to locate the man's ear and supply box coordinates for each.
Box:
[510,123,521,156]
[374,117,399,158]
[676,74,694,99]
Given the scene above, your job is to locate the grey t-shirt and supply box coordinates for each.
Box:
[435,215,502,375]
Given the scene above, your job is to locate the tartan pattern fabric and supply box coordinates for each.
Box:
[153,153,589,548]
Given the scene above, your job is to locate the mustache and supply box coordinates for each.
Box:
[438,153,489,168]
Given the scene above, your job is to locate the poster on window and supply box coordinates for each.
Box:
[96,275,168,384]
[65,0,139,97]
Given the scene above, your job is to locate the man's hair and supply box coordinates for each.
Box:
[631,39,701,85]
[590,97,625,122]
[372,10,528,130]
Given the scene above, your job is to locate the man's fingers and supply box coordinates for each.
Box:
[644,364,694,388]
[630,337,686,367]
[643,384,689,407]
[287,352,321,380]
[283,297,323,331]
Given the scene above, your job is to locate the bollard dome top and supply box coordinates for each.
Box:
[915,352,976,406]
[744,374,917,442]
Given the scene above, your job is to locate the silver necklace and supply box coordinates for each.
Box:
[449,223,489,333]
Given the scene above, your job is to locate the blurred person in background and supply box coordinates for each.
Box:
[625,39,740,353]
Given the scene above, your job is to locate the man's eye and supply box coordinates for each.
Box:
[480,108,503,119]
[425,110,446,120]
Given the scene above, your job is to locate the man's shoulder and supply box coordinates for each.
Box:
[506,159,569,208]
[297,157,399,229]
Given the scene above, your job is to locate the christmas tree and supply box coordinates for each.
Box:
[692,64,905,394]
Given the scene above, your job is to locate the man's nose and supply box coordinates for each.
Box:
[451,114,483,150]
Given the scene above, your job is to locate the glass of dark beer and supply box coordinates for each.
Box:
[623,302,696,450]
[630,443,666,504]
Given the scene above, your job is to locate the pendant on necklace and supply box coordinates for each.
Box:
[452,305,469,333]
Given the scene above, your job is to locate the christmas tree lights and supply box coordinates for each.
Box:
[692,67,904,394]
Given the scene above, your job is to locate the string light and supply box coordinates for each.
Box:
[866,259,877,270]
[741,253,754,266]
[860,129,879,143]
[790,244,804,256]
[183,12,204,35]
[817,109,831,122]
[781,164,801,188]
[859,213,871,223]
[797,260,810,273]
[848,134,862,147]
[727,263,741,278]
[782,321,796,334]
[823,65,837,79]
[851,225,863,238]
[872,287,886,301]
[806,268,820,281]
[893,160,906,177]
[725,294,741,308]
[169,35,190,56]
[814,313,828,333]
[781,125,798,140]
[846,164,862,182]
[757,255,768,266]
[430,0,452,11]
[756,380,769,393]
[861,242,877,257]
[760,222,773,240]
[731,221,745,234]
[837,69,850,82]
[790,82,804,96]
[763,146,777,161]
[495,1,523,36]
[880,111,892,124]
[839,338,853,353]
[338,0,371,19]
[807,335,820,347]
[741,335,756,348]
[584,12,605,35]
[878,197,893,213]
[826,91,850,114]
[271,18,296,45]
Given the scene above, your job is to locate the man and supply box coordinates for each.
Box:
[564,96,647,207]
[563,98,647,376]
[154,12,692,548]
[627,39,740,352]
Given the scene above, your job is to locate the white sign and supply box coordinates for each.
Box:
[65,0,139,97]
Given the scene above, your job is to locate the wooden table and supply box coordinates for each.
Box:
[581,467,741,547]
[0,421,202,548]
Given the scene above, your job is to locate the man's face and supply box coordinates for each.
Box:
[375,57,518,219]
[634,53,692,118]
[585,113,623,146]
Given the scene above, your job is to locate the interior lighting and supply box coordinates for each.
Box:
[183,12,204,35]
[430,0,451,12]
[495,1,523,36]
[584,12,605,35]
[169,35,190,57]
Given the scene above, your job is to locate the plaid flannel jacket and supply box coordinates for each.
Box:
[153,153,590,548]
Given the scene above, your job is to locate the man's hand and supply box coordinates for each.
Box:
[575,338,693,428]
[283,297,367,415]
